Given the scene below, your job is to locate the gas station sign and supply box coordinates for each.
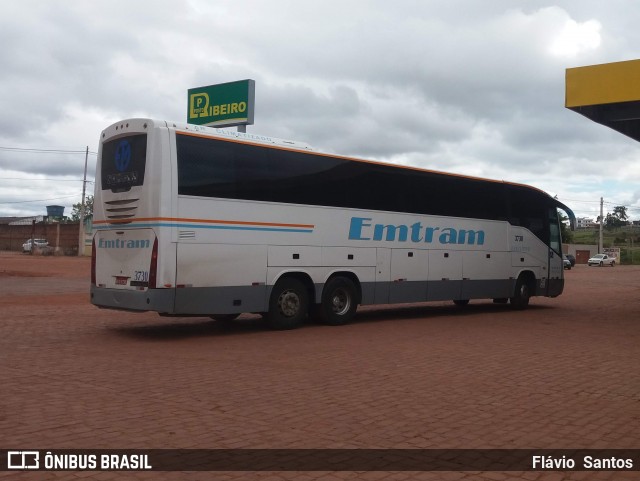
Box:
[188,79,255,128]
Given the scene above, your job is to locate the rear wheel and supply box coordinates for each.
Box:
[319,277,358,325]
[267,277,309,330]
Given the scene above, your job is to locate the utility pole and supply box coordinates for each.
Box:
[78,146,89,256]
[599,196,604,253]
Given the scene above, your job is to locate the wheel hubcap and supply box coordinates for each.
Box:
[331,289,350,315]
[279,290,300,317]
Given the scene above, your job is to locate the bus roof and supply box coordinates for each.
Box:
[167,120,318,152]
[107,118,576,228]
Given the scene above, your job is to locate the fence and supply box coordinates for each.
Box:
[0,222,80,255]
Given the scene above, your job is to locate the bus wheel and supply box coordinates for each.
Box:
[320,277,358,326]
[453,299,470,307]
[268,277,309,330]
[510,276,531,310]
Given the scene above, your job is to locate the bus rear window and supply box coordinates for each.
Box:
[101,134,147,192]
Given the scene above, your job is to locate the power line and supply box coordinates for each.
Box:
[603,201,636,207]
[0,195,79,205]
[559,197,640,211]
[0,146,98,155]
[558,197,601,204]
[0,177,94,183]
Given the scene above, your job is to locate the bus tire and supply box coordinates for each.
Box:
[320,277,358,326]
[453,299,470,307]
[268,277,309,330]
[510,276,531,310]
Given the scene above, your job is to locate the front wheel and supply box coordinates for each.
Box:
[319,277,359,325]
[611,261,615,267]
[267,277,309,330]
[510,276,531,310]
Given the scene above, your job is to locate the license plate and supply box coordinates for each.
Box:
[115,277,128,285]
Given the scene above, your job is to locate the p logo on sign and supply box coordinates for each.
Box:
[189,92,210,119]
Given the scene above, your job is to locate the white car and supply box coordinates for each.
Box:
[22,238,49,253]
[587,254,615,267]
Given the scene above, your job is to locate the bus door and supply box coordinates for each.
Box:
[547,208,563,296]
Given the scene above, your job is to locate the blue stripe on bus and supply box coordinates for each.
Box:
[94,222,314,233]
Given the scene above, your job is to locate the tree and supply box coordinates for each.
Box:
[604,205,629,230]
[71,195,93,222]
[613,205,628,221]
[558,211,573,243]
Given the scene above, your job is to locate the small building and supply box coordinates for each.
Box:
[575,217,594,229]
[564,244,599,264]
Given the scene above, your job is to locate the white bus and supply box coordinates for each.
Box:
[91,118,575,329]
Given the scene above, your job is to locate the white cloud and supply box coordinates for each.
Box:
[0,0,638,219]
[550,17,602,57]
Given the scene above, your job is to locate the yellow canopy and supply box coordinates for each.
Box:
[566,59,640,141]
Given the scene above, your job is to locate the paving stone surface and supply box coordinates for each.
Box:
[1,252,639,480]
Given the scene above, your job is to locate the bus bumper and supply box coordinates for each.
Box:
[90,285,175,313]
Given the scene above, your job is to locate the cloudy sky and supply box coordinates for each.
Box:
[1,0,639,220]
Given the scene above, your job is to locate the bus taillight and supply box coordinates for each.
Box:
[91,238,96,285]
[149,238,158,288]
